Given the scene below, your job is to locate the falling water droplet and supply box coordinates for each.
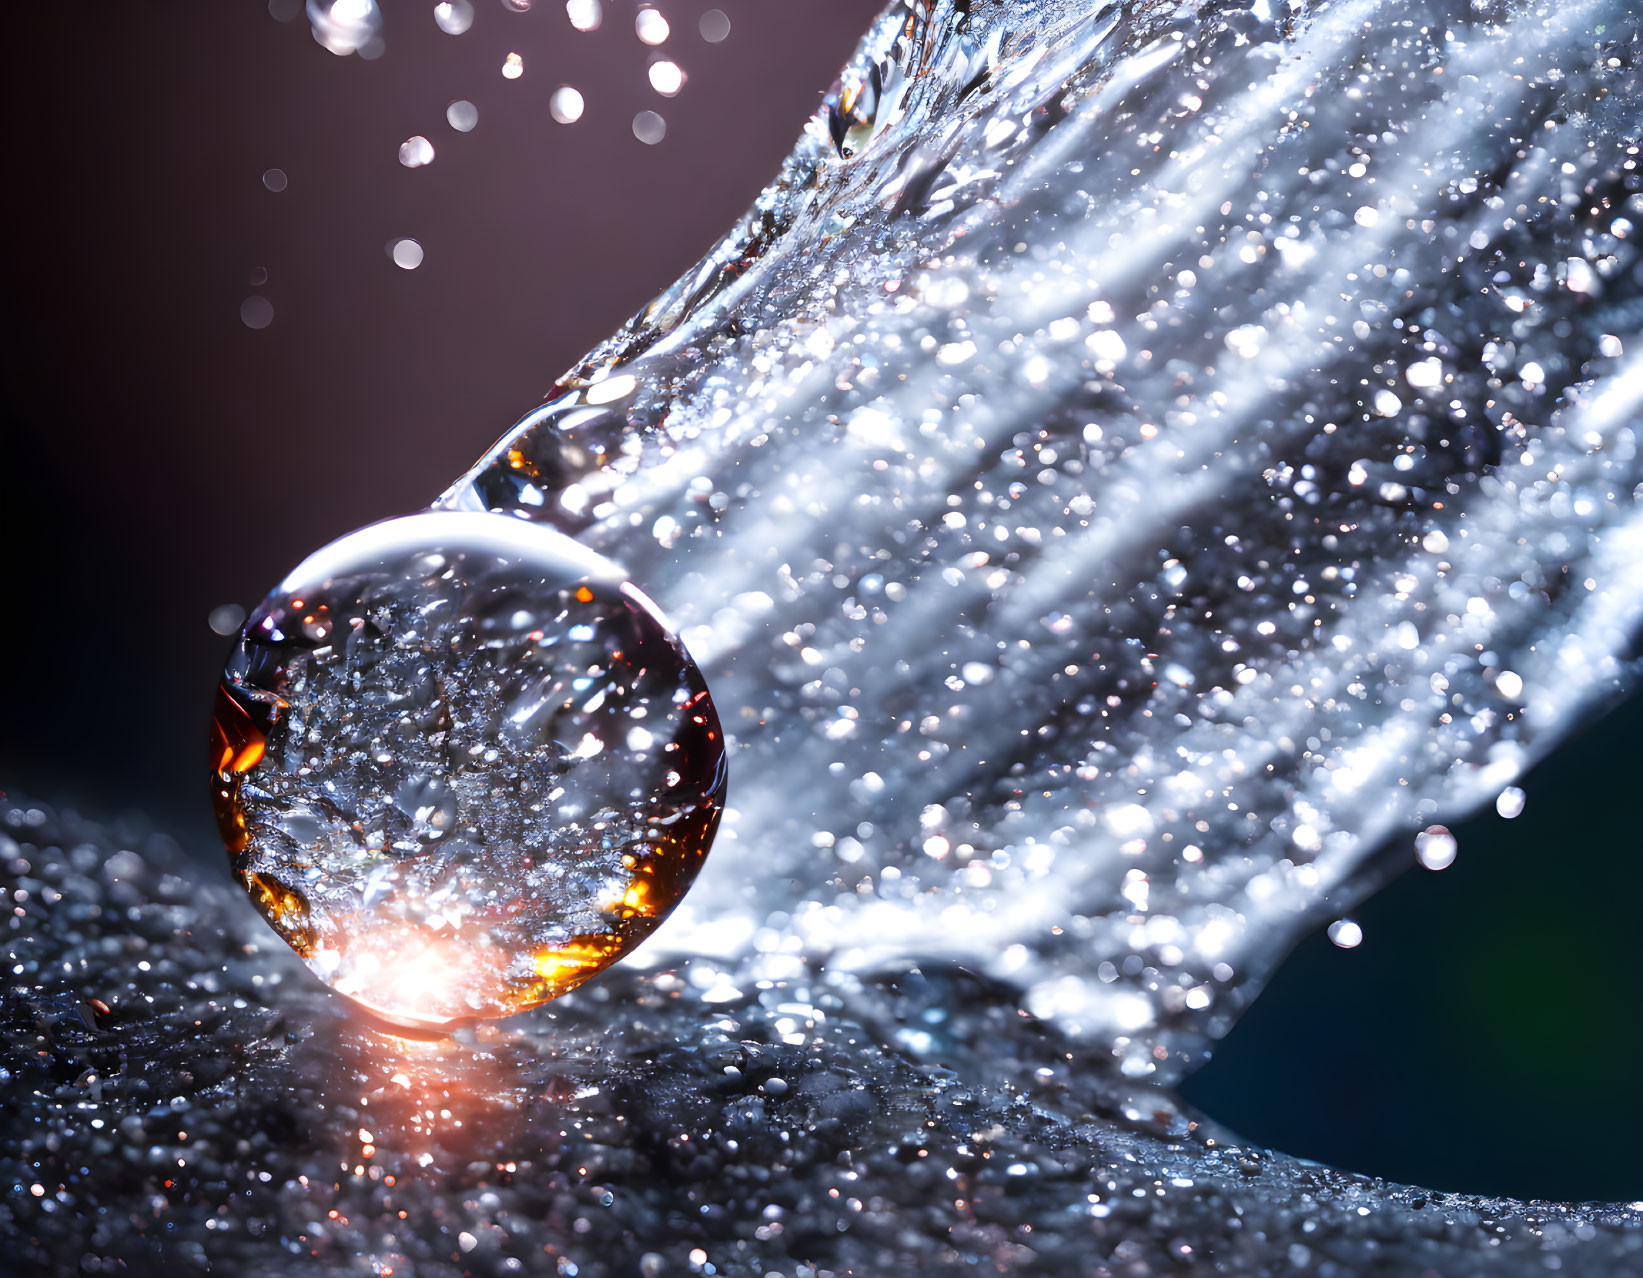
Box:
[212,511,726,1029]
[565,0,600,32]
[634,6,668,46]
[1414,825,1458,871]
[698,8,729,43]
[502,51,524,79]
[632,110,665,145]
[240,296,275,330]
[432,0,472,34]
[210,604,248,637]
[389,238,424,270]
[1496,786,1527,819]
[398,135,436,168]
[308,0,382,56]
[550,86,585,124]
[648,59,684,97]
[446,99,479,132]
[261,167,288,192]
[1327,920,1364,949]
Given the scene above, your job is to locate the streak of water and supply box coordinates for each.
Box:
[428,0,1643,1078]
[205,0,1643,1079]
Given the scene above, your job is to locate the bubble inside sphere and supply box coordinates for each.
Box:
[211,511,726,1030]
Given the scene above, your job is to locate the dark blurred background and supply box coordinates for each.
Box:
[5,0,1638,1205]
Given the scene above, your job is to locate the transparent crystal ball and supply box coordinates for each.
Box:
[211,511,726,1030]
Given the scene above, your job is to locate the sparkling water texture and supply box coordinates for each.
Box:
[215,512,726,1028]
[424,0,1643,1080]
[5,800,1642,1275]
[10,0,1643,1270]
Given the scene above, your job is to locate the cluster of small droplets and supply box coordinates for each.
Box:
[243,0,734,327]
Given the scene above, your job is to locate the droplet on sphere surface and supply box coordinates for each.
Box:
[212,511,726,1030]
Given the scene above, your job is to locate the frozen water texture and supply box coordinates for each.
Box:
[431,0,1643,1080]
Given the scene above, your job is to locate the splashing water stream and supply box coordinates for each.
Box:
[226,0,1643,1082]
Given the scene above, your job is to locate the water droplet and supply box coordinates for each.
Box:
[1496,786,1527,820]
[1414,825,1457,871]
[240,296,275,330]
[308,0,383,57]
[632,110,666,145]
[268,0,303,21]
[502,50,524,79]
[550,86,585,124]
[1406,357,1445,390]
[446,99,479,132]
[564,0,600,32]
[209,604,247,637]
[1327,920,1363,949]
[389,238,425,270]
[634,6,668,45]
[698,8,729,43]
[648,59,685,97]
[499,0,531,11]
[398,135,436,168]
[432,0,472,34]
[261,167,288,193]
[213,511,725,1029]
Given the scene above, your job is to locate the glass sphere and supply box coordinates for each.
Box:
[211,510,725,1030]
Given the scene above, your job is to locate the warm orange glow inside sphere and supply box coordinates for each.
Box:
[211,511,725,1030]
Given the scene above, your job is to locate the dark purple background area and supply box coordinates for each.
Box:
[6,0,882,840]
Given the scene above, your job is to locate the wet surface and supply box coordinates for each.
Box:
[5,797,1641,1275]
